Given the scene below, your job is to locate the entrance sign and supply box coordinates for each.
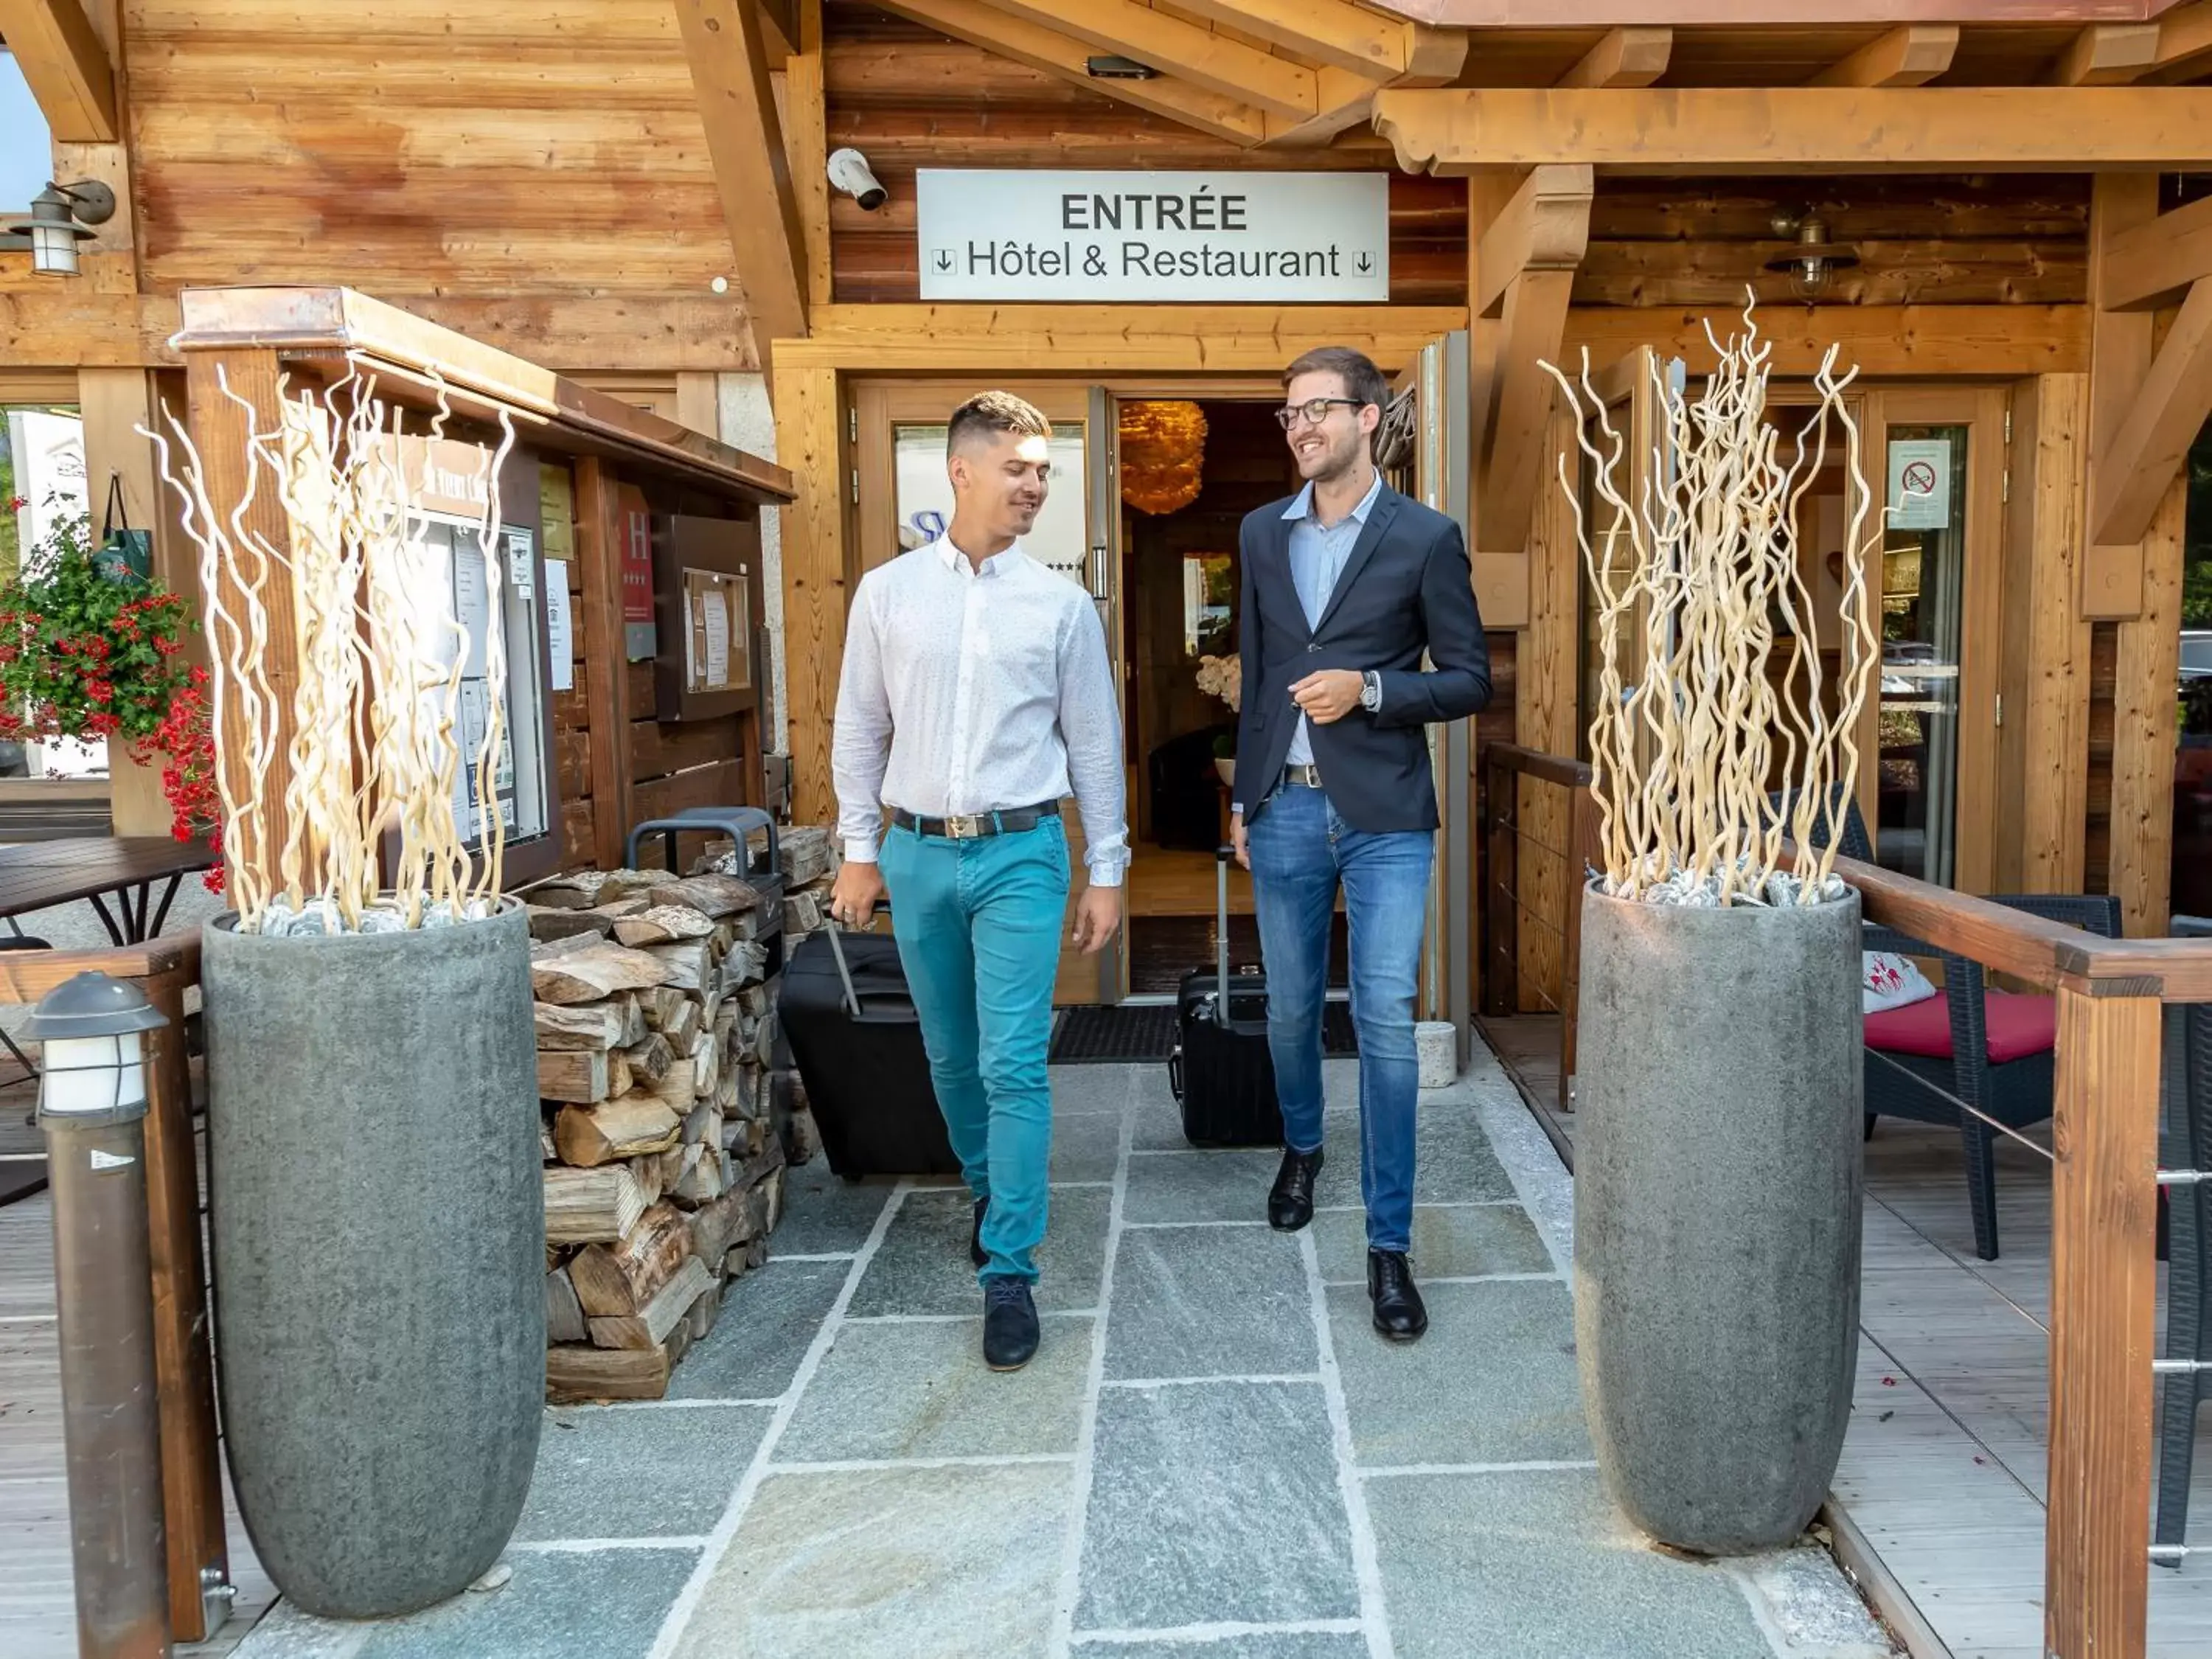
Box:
[916,170,1390,302]
[1886,439,1952,532]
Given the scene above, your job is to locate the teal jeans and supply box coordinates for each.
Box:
[878,816,1070,1283]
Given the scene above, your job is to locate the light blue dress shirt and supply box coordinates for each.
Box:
[1280,471,1383,767]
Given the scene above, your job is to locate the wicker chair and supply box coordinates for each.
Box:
[1773,787,2120,1262]
[2157,914,2211,1565]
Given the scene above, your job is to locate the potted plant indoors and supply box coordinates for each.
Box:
[1197,652,1241,787]
[1544,304,1884,1554]
[156,383,541,1618]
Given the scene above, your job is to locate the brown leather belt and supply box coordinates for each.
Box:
[891,800,1061,840]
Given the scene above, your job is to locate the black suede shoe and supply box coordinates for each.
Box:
[1267,1147,1325,1232]
[1368,1249,1428,1342]
[983,1277,1040,1371]
[970,1197,988,1268]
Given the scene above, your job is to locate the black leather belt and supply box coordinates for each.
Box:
[891,800,1061,840]
[1280,763,1323,789]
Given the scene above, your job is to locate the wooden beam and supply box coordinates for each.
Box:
[0,0,117,142]
[773,360,845,827]
[1564,303,2088,378]
[576,458,636,871]
[2042,984,2160,1659]
[755,0,797,61]
[1264,68,1385,148]
[2097,190,2212,310]
[2084,173,2160,619]
[785,304,1469,374]
[783,0,832,312]
[975,0,1318,119]
[675,0,809,356]
[2048,22,2163,86]
[875,0,1267,145]
[1164,0,1419,79]
[2154,0,2212,80]
[1373,87,2212,174]
[1471,164,1593,320]
[2109,482,2187,936]
[1557,26,1672,89]
[1480,271,1576,559]
[2090,277,2212,547]
[1807,24,1958,88]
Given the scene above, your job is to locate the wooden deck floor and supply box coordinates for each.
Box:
[1476,1012,2212,1658]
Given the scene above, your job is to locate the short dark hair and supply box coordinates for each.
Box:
[1283,347,1389,417]
[947,390,1051,456]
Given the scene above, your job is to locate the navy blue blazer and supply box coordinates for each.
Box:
[1231,482,1490,834]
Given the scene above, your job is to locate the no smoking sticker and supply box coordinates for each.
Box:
[1887,440,1952,532]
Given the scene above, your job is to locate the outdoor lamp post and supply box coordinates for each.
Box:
[1,181,116,277]
[25,970,173,1659]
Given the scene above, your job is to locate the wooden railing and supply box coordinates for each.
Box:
[1477,742,1597,1109]
[1483,742,2212,1659]
[0,937,227,1642]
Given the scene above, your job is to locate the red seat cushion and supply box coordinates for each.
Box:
[1863,990,2057,1065]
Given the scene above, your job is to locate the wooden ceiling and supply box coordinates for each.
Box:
[834,1,2212,154]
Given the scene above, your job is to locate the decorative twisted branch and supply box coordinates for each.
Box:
[147,369,516,933]
[1542,297,1884,906]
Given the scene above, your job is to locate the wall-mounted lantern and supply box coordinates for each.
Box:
[1764,215,1860,302]
[1,181,117,277]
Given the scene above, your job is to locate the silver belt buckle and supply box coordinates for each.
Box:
[945,813,980,840]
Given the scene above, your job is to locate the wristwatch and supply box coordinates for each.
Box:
[1359,671,1381,712]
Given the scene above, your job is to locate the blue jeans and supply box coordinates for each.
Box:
[1247,783,1431,1253]
[878,816,1070,1283]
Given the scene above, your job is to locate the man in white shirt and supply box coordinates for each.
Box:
[827,390,1127,1372]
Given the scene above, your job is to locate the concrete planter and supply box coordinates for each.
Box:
[1573,885,1863,1554]
[203,901,543,1618]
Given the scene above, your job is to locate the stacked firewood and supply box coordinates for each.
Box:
[698,824,839,1167]
[526,866,786,1402]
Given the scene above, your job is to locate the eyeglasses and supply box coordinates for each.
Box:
[1273,398,1363,431]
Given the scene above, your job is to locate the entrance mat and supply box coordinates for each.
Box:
[1048,1002,1359,1065]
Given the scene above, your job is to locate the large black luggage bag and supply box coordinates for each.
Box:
[779,919,961,1178]
[1169,847,1283,1147]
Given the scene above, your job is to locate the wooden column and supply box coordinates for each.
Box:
[182,349,299,872]
[1997,373,2093,894]
[575,457,636,870]
[1515,406,1582,1015]
[142,961,227,1639]
[774,359,846,826]
[2043,980,2163,1659]
[2084,175,2159,621]
[2107,478,2187,935]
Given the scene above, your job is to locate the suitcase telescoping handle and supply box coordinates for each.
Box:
[821,899,890,1020]
[1214,844,1234,1030]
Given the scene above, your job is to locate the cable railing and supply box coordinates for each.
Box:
[1478,740,2212,1658]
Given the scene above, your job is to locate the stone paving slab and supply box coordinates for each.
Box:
[236,1545,700,1659]
[778,1315,1094,1461]
[1310,1200,1552,1284]
[673,1461,1073,1659]
[771,1169,896,1256]
[1050,1110,1124,1183]
[1310,1104,1519,1211]
[848,1186,1111,1315]
[1075,1380,1358,1634]
[1329,1278,1590,1467]
[1366,1467,1777,1659]
[1071,1635,1368,1659]
[666,1258,848,1402]
[1122,1148,1279,1223]
[1105,1224,1314,1381]
[515,1405,770,1541]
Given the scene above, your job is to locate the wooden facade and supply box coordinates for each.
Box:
[1,0,2205,926]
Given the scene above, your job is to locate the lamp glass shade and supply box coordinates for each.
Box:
[29,220,80,276]
[38,1032,147,1115]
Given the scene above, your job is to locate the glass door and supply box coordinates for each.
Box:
[851,382,1125,1004]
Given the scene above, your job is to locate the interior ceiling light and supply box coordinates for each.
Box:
[1764,214,1860,302]
[1119,402,1208,516]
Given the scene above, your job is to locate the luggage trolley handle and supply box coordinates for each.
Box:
[1214,844,1235,1031]
[821,898,890,1020]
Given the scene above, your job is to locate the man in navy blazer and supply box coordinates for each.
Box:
[1229,345,1490,1341]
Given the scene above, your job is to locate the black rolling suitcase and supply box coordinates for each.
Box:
[779,915,961,1178]
[1168,847,1283,1147]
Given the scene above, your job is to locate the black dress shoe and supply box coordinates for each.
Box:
[983,1277,1040,1371]
[970,1197,988,1268]
[1267,1147,1325,1232]
[1368,1249,1428,1342]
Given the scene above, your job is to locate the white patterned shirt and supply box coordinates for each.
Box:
[832,536,1130,887]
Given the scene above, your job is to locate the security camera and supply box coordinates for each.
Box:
[827,148,887,212]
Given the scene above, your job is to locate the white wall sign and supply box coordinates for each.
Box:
[543,561,574,692]
[1886,439,1953,532]
[916,170,1390,302]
